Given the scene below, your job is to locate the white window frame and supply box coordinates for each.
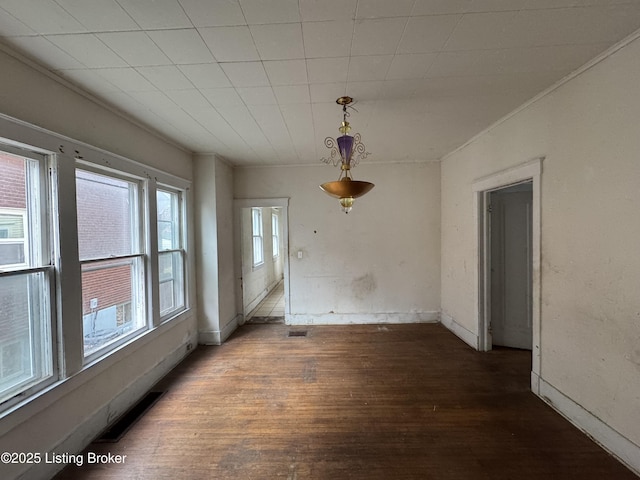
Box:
[252,207,264,268]
[75,164,147,363]
[0,145,56,413]
[156,186,186,321]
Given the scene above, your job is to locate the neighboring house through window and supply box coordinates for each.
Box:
[0,149,54,406]
[157,188,185,318]
[76,168,146,359]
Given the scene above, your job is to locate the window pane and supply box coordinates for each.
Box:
[159,251,184,315]
[0,272,52,404]
[76,169,138,260]
[81,258,144,356]
[253,236,263,265]
[0,151,35,268]
[157,190,179,250]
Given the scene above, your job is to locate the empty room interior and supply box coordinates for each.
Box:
[0,1,639,479]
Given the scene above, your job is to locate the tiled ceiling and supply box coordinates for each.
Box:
[1,0,640,166]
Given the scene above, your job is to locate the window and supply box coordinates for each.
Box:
[76,169,145,359]
[157,189,185,318]
[252,208,264,267]
[272,212,279,258]
[0,148,54,406]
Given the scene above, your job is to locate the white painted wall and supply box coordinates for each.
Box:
[235,162,441,324]
[194,155,238,344]
[241,207,284,316]
[441,36,640,470]
[0,48,197,480]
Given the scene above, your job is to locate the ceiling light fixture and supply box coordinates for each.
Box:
[319,96,374,214]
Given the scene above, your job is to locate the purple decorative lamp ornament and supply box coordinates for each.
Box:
[319,96,374,214]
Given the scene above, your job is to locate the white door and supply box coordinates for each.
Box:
[490,184,533,350]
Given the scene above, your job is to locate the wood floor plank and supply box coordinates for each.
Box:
[54,324,637,479]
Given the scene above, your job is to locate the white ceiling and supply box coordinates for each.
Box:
[1,0,640,166]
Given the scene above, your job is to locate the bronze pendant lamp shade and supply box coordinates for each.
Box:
[319,96,374,213]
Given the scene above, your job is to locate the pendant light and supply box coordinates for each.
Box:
[319,96,374,214]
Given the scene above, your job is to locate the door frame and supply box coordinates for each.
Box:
[234,198,290,325]
[472,158,542,392]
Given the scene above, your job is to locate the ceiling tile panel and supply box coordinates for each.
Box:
[263,59,308,85]
[46,34,128,67]
[273,85,311,104]
[386,53,437,80]
[178,63,232,88]
[97,32,171,66]
[302,20,354,58]
[299,0,357,21]
[442,11,518,51]
[5,0,640,164]
[345,81,385,100]
[309,82,347,103]
[412,0,471,15]
[355,0,416,19]
[94,67,158,92]
[56,68,122,95]
[116,0,192,29]
[351,18,407,56]
[187,107,247,144]
[199,26,259,61]
[398,14,461,53]
[136,65,194,90]
[348,55,394,81]
[148,29,215,64]
[237,86,278,105]
[179,0,246,27]
[8,36,85,69]
[0,0,86,34]
[239,0,301,24]
[504,6,640,48]
[216,104,272,149]
[220,61,270,87]
[164,89,212,110]
[127,91,179,114]
[306,57,349,84]
[247,104,294,144]
[54,0,140,32]
[250,23,305,60]
[200,87,244,106]
[0,12,35,36]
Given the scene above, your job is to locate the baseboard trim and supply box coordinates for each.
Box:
[198,314,241,345]
[440,312,479,349]
[285,311,439,325]
[537,377,640,476]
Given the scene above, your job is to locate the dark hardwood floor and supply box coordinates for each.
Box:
[55,323,637,479]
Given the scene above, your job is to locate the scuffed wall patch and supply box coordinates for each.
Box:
[352,273,377,299]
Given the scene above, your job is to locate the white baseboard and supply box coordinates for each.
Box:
[285,311,439,325]
[198,314,241,345]
[439,312,479,349]
[537,377,640,476]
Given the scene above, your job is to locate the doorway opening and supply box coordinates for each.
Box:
[488,182,533,350]
[234,198,290,326]
[473,159,542,392]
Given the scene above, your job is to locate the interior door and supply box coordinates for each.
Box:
[490,184,533,350]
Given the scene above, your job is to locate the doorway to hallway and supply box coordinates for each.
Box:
[234,198,290,326]
[489,182,533,350]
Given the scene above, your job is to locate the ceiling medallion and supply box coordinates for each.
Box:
[319,96,374,214]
